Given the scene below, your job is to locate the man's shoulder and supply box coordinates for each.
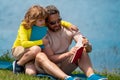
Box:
[62,26,78,34]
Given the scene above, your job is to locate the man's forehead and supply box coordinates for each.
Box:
[48,13,60,21]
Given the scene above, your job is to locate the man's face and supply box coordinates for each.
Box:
[47,13,62,32]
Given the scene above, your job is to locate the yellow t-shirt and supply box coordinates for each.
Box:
[12,20,72,48]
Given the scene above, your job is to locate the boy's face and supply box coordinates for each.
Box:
[35,19,45,27]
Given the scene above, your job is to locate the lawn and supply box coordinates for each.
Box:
[0,69,120,80]
[0,70,50,80]
[0,51,120,80]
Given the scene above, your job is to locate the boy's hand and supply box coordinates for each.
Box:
[68,25,79,31]
[42,38,48,45]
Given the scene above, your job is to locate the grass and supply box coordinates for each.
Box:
[0,69,120,80]
[0,70,50,80]
[0,50,14,62]
[96,72,120,80]
[0,51,120,80]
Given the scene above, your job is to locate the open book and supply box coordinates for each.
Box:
[70,47,84,65]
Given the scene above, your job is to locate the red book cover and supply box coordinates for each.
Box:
[70,47,84,65]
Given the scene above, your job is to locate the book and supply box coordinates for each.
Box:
[70,47,84,65]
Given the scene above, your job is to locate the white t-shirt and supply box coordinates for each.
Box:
[46,27,83,54]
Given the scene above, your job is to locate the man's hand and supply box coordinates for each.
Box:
[82,37,92,53]
[69,47,79,55]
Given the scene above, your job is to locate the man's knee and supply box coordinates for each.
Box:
[36,53,47,63]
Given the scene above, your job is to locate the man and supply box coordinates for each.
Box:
[35,5,108,80]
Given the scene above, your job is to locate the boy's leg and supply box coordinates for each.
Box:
[25,61,37,75]
[12,46,25,73]
[12,46,25,60]
[12,46,41,74]
[13,60,24,73]
[16,46,41,66]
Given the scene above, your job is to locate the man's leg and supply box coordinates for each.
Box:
[78,51,108,80]
[60,57,78,75]
[35,52,69,79]
[78,51,94,77]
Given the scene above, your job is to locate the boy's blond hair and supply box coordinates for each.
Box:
[22,5,47,29]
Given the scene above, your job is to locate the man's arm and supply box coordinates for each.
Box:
[43,45,73,63]
[72,31,92,53]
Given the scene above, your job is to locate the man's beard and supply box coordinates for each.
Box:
[48,26,61,32]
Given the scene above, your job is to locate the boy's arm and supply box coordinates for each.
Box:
[21,40,43,48]
[61,20,78,31]
[19,25,44,48]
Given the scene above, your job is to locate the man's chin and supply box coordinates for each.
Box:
[50,27,61,32]
[49,27,61,32]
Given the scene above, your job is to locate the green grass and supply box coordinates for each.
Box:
[0,70,50,80]
[0,51,120,80]
[97,72,120,80]
[0,50,14,62]
[0,70,120,80]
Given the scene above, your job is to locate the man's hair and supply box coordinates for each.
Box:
[45,5,60,15]
[45,5,60,22]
